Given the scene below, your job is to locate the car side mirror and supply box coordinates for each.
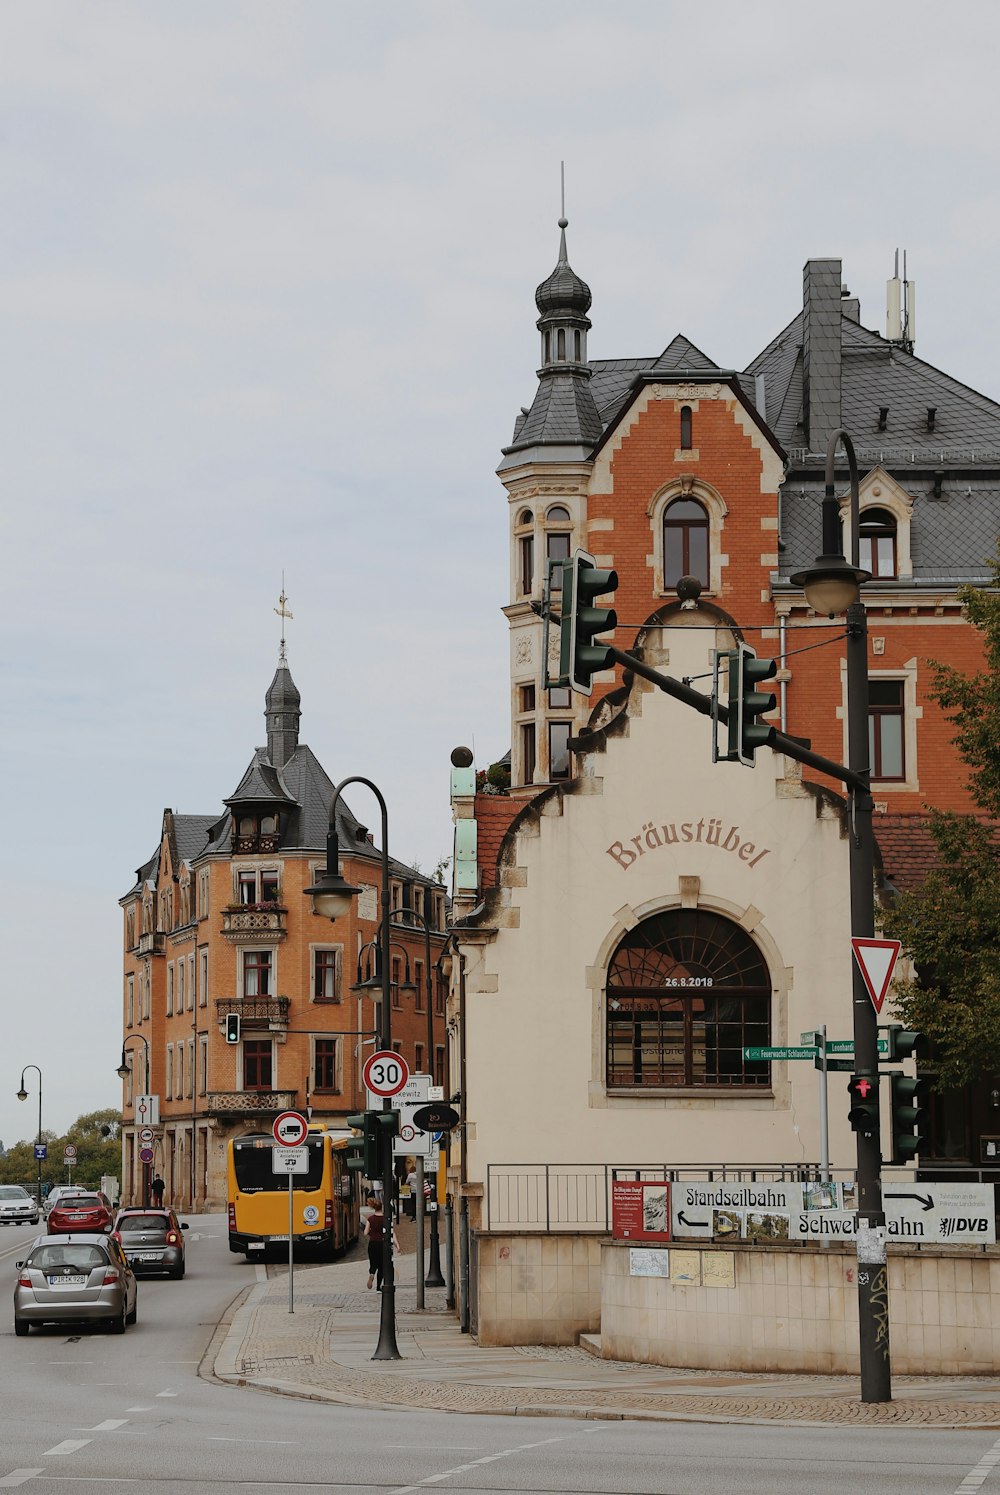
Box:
[181,1222,189,1230]
[14,1261,24,1270]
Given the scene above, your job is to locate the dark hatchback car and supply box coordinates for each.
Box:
[112,1208,188,1277]
[47,1192,114,1235]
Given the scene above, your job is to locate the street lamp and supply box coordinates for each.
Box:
[305,777,401,1361]
[791,427,890,1404]
[117,1035,151,1208]
[395,906,448,1293]
[16,1066,42,1211]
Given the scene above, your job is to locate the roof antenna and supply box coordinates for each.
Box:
[887,248,916,354]
[274,575,293,665]
[560,160,566,223]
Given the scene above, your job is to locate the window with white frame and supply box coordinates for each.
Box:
[514,507,534,597]
[544,505,571,593]
[242,1039,273,1091]
[165,1045,174,1100]
[187,1039,195,1098]
[312,1037,340,1093]
[197,869,210,920]
[236,867,280,907]
[176,1042,184,1100]
[198,1034,208,1096]
[199,948,208,1007]
[312,946,341,1003]
[126,975,134,1028]
[177,960,184,1012]
[166,963,174,1016]
[242,948,273,997]
[142,969,151,1021]
[187,953,195,1010]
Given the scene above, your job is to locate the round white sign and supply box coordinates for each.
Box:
[362,1050,410,1098]
[272,1110,308,1146]
[302,1204,319,1225]
[138,1127,154,1143]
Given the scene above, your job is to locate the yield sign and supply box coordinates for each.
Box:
[851,937,901,1014]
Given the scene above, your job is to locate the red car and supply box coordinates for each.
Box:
[46,1192,113,1235]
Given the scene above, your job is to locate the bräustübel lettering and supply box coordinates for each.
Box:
[607,817,771,872]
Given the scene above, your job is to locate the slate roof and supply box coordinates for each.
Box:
[507,370,603,451]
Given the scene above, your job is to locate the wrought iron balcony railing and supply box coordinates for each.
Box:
[215,997,290,1026]
[205,1090,298,1115]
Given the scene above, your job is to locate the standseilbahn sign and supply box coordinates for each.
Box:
[669,1179,996,1246]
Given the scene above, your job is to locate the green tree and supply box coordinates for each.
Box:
[882,554,1000,1088]
[0,1108,120,1192]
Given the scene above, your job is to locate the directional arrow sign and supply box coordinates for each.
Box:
[883,1190,934,1212]
[851,937,901,1015]
[743,1046,816,1061]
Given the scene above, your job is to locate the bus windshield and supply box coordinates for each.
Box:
[232,1135,325,1193]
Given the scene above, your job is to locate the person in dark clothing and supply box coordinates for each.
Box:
[150,1175,165,1207]
[363,1198,399,1290]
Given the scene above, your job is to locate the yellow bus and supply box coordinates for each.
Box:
[227,1124,360,1260]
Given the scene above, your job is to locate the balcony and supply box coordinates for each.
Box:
[220,905,288,943]
[205,1090,298,1116]
[136,931,165,956]
[215,996,290,1029]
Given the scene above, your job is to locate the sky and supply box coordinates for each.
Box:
[3,0,1000,1149]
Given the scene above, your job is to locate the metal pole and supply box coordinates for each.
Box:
[828,430,891,1403]
[818,1025,830,1181]
[288,1172,294,1314]
[459,1194,470,1333]
[36,1078,42,1211]
[445,1196,456,1310]
[415,1157,425,1310]
[373,791,401,1361]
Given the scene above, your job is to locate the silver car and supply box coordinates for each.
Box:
[0,1185,39,1226]
[14,1234,137,1335]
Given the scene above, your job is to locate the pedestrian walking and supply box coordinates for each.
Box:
[150,1174,165,1208]
[363,1196,399,1290]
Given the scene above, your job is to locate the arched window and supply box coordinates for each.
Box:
[514,508,534,596]
[557,329,566,361]
[545,505,571,592]
[573,329,582,361]
[680,405,693,450]
[859,508,897,579]
[663,498,709,588]
[606,909,771,1089]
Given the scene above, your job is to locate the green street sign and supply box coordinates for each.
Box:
[820,1057,857,1072]
[743,1046,817,1061]
[822,1038,890,1056]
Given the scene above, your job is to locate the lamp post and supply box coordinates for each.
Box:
[16,1066,43,1210]
[791,427,891,1404]
[305,777,401,1361]
[396,907,447,1290]
[117,1035,151,1208]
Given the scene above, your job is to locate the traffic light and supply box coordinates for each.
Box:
[373,1108,399,1173]
[225,1013,240,1045]
[889,1072,930,1163]
[727,644,777,765]
[847,1074,880,1137]
[559,548,618,695]
[346,1112,378,1175]
[883,1025,928,1064]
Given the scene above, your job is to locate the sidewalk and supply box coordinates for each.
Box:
[211,1226,1000,1428]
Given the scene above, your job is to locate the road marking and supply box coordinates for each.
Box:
[207,1438,297,1445]
[154,1390,177,1398]
[955,1435,1000,1493]
[0,1473,43,1487]
[42,1442,91,1457]
[388,1433,575,1495]
[124,1407,151,1413]
[76,1421,127,1433]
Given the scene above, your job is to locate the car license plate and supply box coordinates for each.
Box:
[48,1275,87,1287]
[268,1235,289,1243]
[133,1252,159,1261]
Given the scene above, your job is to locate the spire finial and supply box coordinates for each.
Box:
[559,160,566,227]
[274,576,293,666]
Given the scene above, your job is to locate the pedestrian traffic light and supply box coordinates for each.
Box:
[883,1025,928,1063]
[225,1013,240,1045]
[346,1112,378,1175]
[559,548,618,695]
[847,1074,880,1137]
[727,643,777,766]
[889,1072,930,1164]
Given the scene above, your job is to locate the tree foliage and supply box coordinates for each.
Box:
[882,558,1000,1088]
[0,1107,121,1192]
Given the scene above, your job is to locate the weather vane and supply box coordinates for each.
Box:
[274,578,293,665]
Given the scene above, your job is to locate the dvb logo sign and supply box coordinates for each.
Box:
[940,1218,990,1238]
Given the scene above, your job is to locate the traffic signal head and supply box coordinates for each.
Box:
[225,1013,241,1045]
[345,1112,378,1175]
[559,548,618,696]
[728,643,777,766]
[847,1073,880,1137]
[890,1073,929,1164]
[884,1025,928,1063]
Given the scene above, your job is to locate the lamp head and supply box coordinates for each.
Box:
[116,1061,130,1080]
[790,554,870,616]
[16,1088,27,1103]
[304,866,363,921]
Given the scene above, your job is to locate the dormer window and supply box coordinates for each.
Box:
[233,813,281,854]
[859,508,897,579]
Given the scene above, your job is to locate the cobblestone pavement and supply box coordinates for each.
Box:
[210,1229,1000,1428]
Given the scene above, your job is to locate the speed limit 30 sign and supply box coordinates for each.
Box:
[362,1050,410,1098]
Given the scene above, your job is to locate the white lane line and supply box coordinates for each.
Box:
[46,1363,94,1366]
[207,1438,297,1445]
[42,1442,91,1457]
[76,1421,127,1433]
[388,1433,575,1495]
[154,1391,176,1398]
[123,1407,151,1413]
[0,1474,43,1488]
[955,1435,1000,1492]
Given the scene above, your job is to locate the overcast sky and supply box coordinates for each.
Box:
[3,0,999,1150]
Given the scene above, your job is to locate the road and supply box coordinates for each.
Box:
[0,1214,998,1493]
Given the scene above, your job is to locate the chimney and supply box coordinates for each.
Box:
[802,259,842,454]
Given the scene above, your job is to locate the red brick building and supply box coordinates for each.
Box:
[453,225,1000,1169]
[119,656,447,1210]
